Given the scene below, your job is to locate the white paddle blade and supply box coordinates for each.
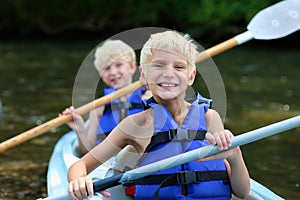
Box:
[248,0,300,40]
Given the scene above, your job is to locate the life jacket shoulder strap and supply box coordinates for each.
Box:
[142,92,213,110]
[144,128,207,153]
[104,102,143,112]
[186,92,213,108]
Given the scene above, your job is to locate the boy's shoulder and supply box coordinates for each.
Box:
[118,109,154,139]
[121,109,153,129]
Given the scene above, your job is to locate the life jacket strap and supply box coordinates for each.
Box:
[126,170,229,200]
[127,170,229,186]
[144,129,207,153]
[104,102,143,111]
[186,92,213,108]
[143,92,213,110]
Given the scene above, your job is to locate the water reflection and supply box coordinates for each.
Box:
[0,40,299,199]
[216,45,300,199]
[0,40,94,199]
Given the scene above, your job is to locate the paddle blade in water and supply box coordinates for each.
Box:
[248,0,300,40]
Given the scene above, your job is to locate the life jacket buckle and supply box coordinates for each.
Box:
[119,102,131,109]
[176,128,189,140]
[177,171,200,184]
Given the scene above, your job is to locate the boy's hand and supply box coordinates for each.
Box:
[196,146,241,162]
[89,106,105,121]
[68,177,93,200]
[59,106,85,132]
[205,129,233,150]
[68,177,111,200]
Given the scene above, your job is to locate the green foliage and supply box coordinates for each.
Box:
[171,0,281,39]
[0,0,282,41]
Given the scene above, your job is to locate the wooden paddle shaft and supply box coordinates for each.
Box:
[196,38,238,62]
[0,36,243,153]
[0,81,144,153]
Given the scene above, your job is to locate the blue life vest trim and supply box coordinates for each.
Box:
[96,87,145,144]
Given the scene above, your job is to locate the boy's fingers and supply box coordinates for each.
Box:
[225,130,232,147]
[223,129,233,147]
[217,132,226,150]
[207,130,234,150]
[205,132,216,145]
[68,182,76,199]
[213,133,224,150]
[100,190,112,198]
[79,178,88,198]
[86,178,94,198]
[196,154,217,162]
[72,181,83,199]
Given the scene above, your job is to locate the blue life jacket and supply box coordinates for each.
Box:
[96,87,145,145]
[134,92,231,200]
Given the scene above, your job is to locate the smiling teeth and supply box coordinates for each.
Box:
[160,83,175,87]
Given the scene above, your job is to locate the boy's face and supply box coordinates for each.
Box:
[141,50,196,102]
[100,59,136,89]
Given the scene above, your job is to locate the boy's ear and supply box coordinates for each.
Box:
[139,66,147,85]
[131,61,137,72]
[188,69,196,86]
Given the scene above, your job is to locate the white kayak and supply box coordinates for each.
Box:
[47,130,133,200]
[47,130,284,200]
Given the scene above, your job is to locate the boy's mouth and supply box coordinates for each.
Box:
[110,77,121,84]
[158,82,178,88]
[159,83,176,87]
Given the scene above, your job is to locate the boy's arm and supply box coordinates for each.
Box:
[67,110,152,199]
[198,144,250,198]
[67,159,93,199]
[67,118,133,199]
[82,106,105,153]
[225,147,250,198]
[205,109,231,150]
[67,152,111,199]
[60,106,92,155]
[204,109,250,198]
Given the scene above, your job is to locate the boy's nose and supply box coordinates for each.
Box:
[109,65,118,74]
[162,66,175,77]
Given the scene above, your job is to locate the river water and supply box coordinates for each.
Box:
[0,39,299,199]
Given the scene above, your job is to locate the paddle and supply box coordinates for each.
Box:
[0,81,143,153]
[0,0,299,153]
[41,115,300,200]
[196,0,300,62]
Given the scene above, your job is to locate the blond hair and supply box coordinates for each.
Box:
[94,40,136,73]
[140,31,198,75]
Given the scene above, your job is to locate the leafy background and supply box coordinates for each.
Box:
[1,0,291,43]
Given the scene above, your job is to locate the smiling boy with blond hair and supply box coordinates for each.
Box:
[67,31,250,200]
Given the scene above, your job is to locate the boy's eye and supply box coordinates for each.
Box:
[116,63,123,68]
[154,63,163,68]
[104,66,110,71]
[175,65,185,69]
